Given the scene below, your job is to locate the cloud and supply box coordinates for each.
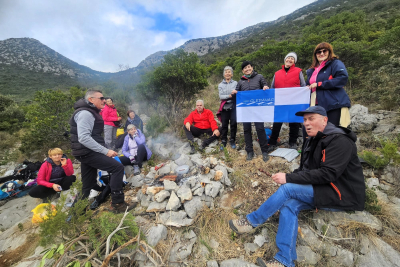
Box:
[0,0,315,72]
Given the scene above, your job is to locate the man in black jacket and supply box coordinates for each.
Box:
[228,106,365,267]
[233,61,270,161]
[69,89,135,213]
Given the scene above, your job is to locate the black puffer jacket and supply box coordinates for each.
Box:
[236,71,268,91]
[286,123,365,211]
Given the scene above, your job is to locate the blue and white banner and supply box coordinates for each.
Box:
[236,87,310,123]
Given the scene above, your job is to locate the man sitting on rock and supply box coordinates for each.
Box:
[184,100,220,154]
[228,106,365,267]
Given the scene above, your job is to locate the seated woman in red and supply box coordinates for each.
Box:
[29,148,76,201]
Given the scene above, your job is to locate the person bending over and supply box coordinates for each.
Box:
[183,100,220,154]
[119,124,152,175]
[29,148,76,201]
[229,106,365,267]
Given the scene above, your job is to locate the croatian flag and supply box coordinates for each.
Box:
[236,87,310,123]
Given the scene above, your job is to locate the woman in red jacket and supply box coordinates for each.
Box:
[101,98,122,150]
[268,52,306,151]
[29,148,76,201]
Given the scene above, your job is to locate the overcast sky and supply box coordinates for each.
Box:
[0,0,315,72]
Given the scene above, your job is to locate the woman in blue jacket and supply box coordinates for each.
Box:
[119,124,152,175]
[307,42,351,126]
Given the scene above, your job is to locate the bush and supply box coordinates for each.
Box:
[0,95,25,132]
[365,187,382,214]
[146,114,168,138]
[359,136,400,169]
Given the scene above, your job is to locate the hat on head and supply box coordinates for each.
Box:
[295,106,327,117]
[284,52,297,63]
[241,60,253,70]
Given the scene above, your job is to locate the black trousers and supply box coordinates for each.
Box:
[269,123,300,145]
[75,151,125,204]
[118,144,148,168]
[220,109,237,144]
[29,175,76,199]
[184,125,221,147]
[243,122,269,153]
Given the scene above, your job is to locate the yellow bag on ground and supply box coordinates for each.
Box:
[31,203,57,223]
[116,128,124,137]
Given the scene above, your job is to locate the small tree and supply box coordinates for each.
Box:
[137,49,208,121]
[20,88,78,154]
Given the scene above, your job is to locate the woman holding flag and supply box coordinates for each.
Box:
[268,52,306,151]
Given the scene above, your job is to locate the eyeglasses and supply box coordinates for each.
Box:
[316,49,328,55]
[91,97,105,101]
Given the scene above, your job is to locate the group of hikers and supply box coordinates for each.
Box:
[26,41,365,267]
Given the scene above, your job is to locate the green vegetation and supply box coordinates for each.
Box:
[146,114,168,138]
[0,94,25,131]
[136,49,208,125]
[365,187,382,213]
[359,136,400,169]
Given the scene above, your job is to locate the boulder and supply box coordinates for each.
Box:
[146,224,168,247]
[159,211,193,227]
[193,186,205,196]
[357,235,400,267]
[190,153,204,166]
[313,210,382,231]
[296,246,321,265]
[207,260,219,267]
[164,180,178,192]
[214,165,231,186]
[154,190,170,203]
[205,181,222,198]
[220,259,258,267]
[366,178,379,188]
[166,191,181,211]
[349,104,378,133]
[184,196,205,218]
[174,154,193,167]
[176,185,193,203]
[128,174,144,188]
[146,201,167,212]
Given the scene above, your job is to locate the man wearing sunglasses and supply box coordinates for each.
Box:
[69,90,135,213]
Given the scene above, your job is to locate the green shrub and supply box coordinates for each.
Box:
[359,150,389,169]
[365,187,382,214]
[359,136,400,169]
[146,114,168,137]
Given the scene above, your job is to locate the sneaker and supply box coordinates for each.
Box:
[267,144,277,153]
[89,199,100,210]
[257,258,284,267]
[109,202,137,214]
[262,152,269,162]
[230,141,237,149]
[190,146,196,154]
[289,143,297,150]
[228,218,254,234]
[246,152,254,161]
[133,165,141,175]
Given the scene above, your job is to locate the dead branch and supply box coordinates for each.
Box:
[53,235,89,267]
[101,236,138,267]
[105,207,130,256]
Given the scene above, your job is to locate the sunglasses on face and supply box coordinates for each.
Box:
[316,49,328,55]
[91,97,105,100]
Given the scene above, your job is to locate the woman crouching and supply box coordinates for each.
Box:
[29,148,76,201]
[119,124,152,175]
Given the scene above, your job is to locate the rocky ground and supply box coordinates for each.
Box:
[0,105,399,267]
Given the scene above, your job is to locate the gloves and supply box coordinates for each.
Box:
[129,155,136,163]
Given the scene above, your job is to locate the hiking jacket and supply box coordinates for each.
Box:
[122,129,152,160]
[69,99,106,156]
[218,79,238,100]
[100,104,119,127]
[271,64,306,88]
[306,59,351,112]
[236,71,268,91]
[183,108,218,131]
[124,116,144,132]
[286,123,365,211]
[37,155,74,188]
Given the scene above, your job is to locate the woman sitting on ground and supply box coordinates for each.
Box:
[29,148,76,201]
[119,124,152,175]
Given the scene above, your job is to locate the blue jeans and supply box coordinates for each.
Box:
[246,183,314,267]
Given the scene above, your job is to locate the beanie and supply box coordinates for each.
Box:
[241,61,252,70]
[284,52,297,63]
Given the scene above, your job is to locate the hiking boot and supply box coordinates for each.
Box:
[267,144,277,153]
[133,165,141,175]
[246,152,254,161]
[289,143,297,150]
[229,218,254,234]
[262,152,269,162]
[190,145,196,154]
[230,141,237,149]
[257,258,284,267]
[109,202,137,214]
[89,199,100,210]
